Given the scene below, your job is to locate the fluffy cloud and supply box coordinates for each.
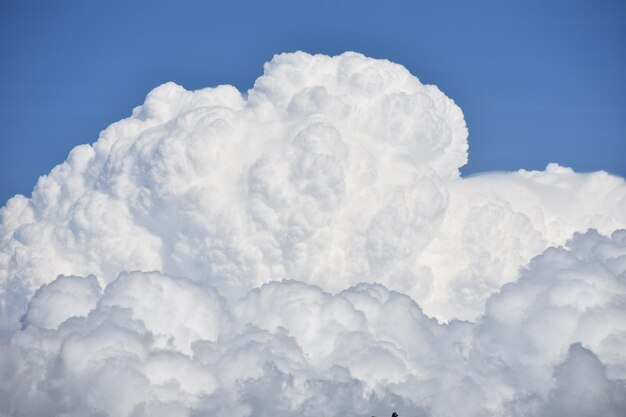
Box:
[2,229,626,416]
[0,51,471,330]
[1,52,625,416]
[420,164,626,320]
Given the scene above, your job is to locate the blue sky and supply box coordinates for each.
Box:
[1,0,625,205]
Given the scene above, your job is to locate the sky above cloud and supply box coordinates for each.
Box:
[1,0,626,205]
[1,51,625,416]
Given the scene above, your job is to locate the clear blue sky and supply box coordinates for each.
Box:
[1,0,625,205]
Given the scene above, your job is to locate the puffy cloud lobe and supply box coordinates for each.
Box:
[475,229,626,390]
[23,274,100,330]
[542,343,626,417]
[2,229,626,417]
[1,273,433,417]
[419,164,626,321]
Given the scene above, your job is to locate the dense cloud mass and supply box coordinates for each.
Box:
[1,52,625,416]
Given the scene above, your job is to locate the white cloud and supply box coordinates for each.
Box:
[1,52,625,416]
[419,164,626,320]
[2,228,625,416]
[23,274,100,330]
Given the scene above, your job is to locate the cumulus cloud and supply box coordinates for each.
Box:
[420,164,626,320]
[1,51,626,416]
[2,229,626,416]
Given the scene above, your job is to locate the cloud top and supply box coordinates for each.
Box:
[2,52,624,327]
[1,51,471,327]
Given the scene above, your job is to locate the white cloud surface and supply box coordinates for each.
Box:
[1,52,625,416]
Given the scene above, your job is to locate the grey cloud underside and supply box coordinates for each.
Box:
[1,52,626,416]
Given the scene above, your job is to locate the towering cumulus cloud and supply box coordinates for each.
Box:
[1,52,625,416]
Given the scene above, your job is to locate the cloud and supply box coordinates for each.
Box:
[23,274,101,330]
[2,52,625,328]
[419,164,626,320]
[542,343,626,417]
[1,52,626,416]
[0,51,471,330]
[2,228,626,416]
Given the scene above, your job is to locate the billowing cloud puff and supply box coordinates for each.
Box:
[1,52,626,416]
[420,165,626,320]
[23,274,101,330]
[2,229,626,416]
[0,51,471,330]
[543,343,626,417]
